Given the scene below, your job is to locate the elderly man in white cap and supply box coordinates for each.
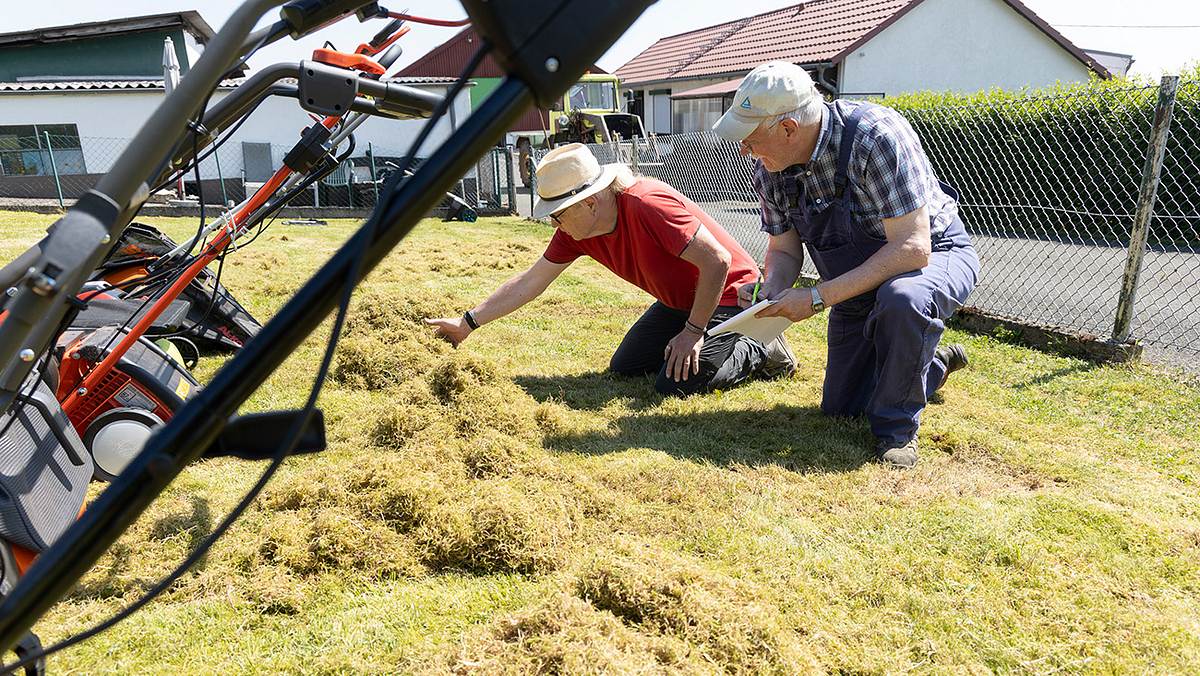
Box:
[425,143,795,397]
[712,62,980,468]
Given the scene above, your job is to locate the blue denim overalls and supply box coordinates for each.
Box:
[783,104,980,445]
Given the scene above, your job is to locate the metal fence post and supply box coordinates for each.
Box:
[368,143,379,205]
[491,148,501,204]
[528,156,537,216]
[631,134,639,174]
[503,145,516,213]
[1113,75,1179,343]
[213,147,230,207]
[347,161,355,209]
[43,131,65,209]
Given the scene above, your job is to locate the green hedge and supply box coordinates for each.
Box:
[881,68,1200,247]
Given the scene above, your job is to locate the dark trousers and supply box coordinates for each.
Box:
[609,303,767,397]
[822,245,980,444]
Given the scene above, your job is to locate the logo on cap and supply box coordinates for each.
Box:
[740,96,752,110]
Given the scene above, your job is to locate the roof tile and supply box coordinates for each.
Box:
[616,1,911,85]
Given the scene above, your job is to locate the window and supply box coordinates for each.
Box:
[671,97,725,134]
[565,81,617,111]
[0,124,86,177]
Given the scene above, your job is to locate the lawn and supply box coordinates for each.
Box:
[2,211,1199,673]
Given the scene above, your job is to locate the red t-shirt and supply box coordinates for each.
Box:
[543,179,758,311]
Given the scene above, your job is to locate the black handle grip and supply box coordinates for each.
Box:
[203,409,326,460]
[370,18,405,48]
[361,80,443,118]
[279,0,378,39]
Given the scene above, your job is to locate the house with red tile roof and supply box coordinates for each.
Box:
[398,28,607,134]
[616,0,1114,135]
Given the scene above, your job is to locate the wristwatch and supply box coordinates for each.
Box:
[810,286,826,313]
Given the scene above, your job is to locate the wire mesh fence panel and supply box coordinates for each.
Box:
[901,83,1161,343]
[0,135,128,208]
[636,132,773,266]
[900,78,1200,368]
[0,135,518,213]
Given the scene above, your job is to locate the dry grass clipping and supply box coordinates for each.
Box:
[575,547,818,673]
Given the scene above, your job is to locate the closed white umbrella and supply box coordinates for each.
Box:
[163,37,185,200]
[162,36,181,94]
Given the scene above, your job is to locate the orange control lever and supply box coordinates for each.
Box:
[311,48,386,75]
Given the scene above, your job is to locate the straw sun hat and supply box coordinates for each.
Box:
[531,143,621,219]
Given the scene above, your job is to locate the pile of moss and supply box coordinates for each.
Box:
[443,545,817,673]
[72,287,817,667]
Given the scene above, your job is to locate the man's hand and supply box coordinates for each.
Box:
[664,329,703,382]
[755,287,816,322]
[736,282,759,309]
[424,316,472,347]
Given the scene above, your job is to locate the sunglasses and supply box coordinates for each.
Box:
[549,200,588,226]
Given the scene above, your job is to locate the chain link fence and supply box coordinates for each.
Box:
[0,135,517,216]
[535,76,1199,371]
[898,78,1198,369]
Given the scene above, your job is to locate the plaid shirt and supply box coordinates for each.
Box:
[751,100,957,240]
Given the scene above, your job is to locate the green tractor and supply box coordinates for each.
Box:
[515,74,651,186]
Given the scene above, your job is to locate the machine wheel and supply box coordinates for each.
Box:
[83,408,164,482]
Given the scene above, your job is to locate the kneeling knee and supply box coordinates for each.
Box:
[654,376,683,397]
[875,280,929,320]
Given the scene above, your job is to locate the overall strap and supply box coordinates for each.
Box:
[834,103,871,198]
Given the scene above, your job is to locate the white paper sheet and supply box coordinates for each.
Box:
[707,299,792,343]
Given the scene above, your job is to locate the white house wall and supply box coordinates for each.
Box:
[838,0,1093,96]
[181,32,203,69]
[0,84,471,179]
[621,76,736,134]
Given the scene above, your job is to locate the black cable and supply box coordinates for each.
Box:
[1,38,491,676]
[88,104,211,370]
[163,134,360,342]
[374,42,488,218]
[240,134,357,238]
[144,30,272,188]
[152,253,228,342]
[151,110,253,197]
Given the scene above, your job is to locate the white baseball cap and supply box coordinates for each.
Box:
[711,61,819,142]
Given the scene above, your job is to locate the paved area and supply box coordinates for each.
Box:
[696,200,1200,373]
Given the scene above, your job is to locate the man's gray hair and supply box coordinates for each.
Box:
[766,93,825,129]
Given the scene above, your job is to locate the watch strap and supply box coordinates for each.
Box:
[810,286,826,313]
[463,310,480,330]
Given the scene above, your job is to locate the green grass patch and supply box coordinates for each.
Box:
[2,212,1199,672]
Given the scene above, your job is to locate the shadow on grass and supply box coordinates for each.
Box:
[554,409,872,474]
[516,371,662,412]
[1012,361,1098,390]
[66,495,214,602]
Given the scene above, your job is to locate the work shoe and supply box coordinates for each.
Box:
[760,334,797,380]
[935,343,969,388]
[876,438,919,469]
